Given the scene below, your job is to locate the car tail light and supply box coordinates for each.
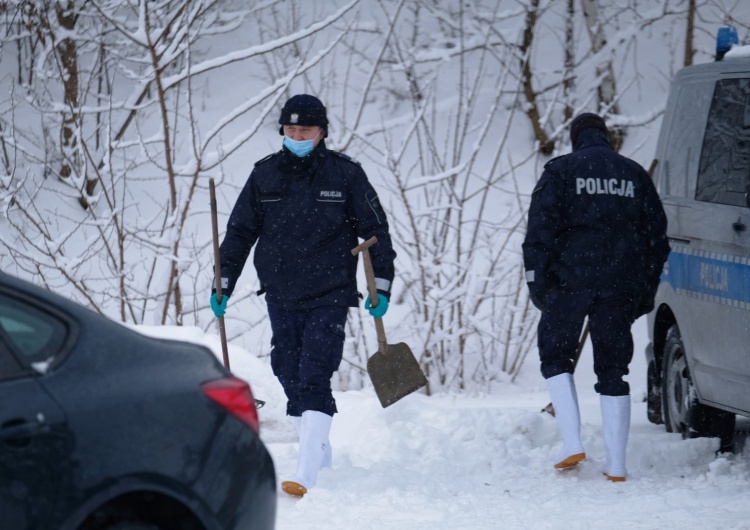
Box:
[202,376,260,434]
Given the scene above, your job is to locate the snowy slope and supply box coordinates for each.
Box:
[136,321,750,530]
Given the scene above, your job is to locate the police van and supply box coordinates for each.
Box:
[646,27,750,452]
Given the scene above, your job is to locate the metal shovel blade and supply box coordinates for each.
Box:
[367,342,427,408]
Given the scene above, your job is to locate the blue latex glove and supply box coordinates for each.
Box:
[210,293,229,318]
[365,293,389,318]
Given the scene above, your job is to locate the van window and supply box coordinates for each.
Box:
[696,78,750,206]
[664,83,711,198]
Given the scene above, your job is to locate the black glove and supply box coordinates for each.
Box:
[632,295,655,320]
[633,273,661,319]
[528,281,547,311]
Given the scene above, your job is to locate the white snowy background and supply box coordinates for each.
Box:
[3,1,750,528]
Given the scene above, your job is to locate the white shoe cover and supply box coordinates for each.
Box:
[290,410,333,489]
[545,373,586,466]
[601,394,630,479]
[291,414,331,469]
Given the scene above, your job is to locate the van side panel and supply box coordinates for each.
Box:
[654,70,750,416]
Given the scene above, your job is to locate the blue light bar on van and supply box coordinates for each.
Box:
[716,26,738,61]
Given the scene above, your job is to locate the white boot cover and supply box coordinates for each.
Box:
[290,410,333,490]
[545,373,586,468]
[291,414,331,469]
[601,395,630,481]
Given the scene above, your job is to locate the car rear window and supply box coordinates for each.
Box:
[0,294,69,370]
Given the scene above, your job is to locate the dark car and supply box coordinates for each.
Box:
[0,272,276,530]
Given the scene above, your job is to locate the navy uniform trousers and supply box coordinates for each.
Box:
[267,304,348,417]
[538,287,634,396]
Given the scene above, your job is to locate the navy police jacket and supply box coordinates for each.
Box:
[218,140,396,310]
[522,128,670,305]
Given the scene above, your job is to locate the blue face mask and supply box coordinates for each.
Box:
[283,135,317,158]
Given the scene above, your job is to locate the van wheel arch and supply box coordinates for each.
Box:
[646,304,676,425]
[660,324,735,452]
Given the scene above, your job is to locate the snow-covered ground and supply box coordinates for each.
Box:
[141,318,750,530]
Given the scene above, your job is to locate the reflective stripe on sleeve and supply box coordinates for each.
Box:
[375,278,392,292]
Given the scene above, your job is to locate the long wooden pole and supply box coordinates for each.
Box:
[209,178,230,369]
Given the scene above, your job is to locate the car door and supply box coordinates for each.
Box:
[0,292,74,530]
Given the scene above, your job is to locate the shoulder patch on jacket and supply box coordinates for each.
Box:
[254,151,282,167]
[531,179,547,195]
[544,155,565,169]
[330,151,361,166]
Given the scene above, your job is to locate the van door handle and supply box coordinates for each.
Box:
[732,220,746,233]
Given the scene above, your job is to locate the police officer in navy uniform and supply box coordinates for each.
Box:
[210,94,396,497]
[523,113,669,482]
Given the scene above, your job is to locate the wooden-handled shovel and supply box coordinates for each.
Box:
[208,178,266,409]
[352,236,427,408]
[209,178,231,370]
[541,320,588,417]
